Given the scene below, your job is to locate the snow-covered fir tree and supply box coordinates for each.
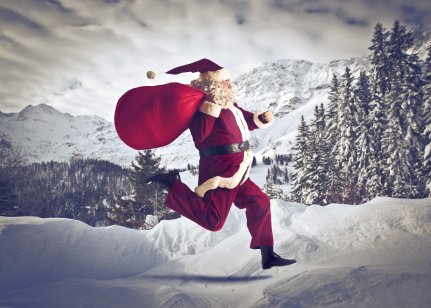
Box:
[325,74,344,203]
[365,91,387,198]
[129,150,168,221]
[264,172,285,200]
[387,21,410,85]
[383,21,427,198]
[402,50,427,196]
[290,115,311,204]
[266,164,288,185]
[369,23,390,97]
[334,67,358,203]
[367,24,390,196]
[423,47,431,190]
[354,71,374,203]
[304,105,330,205]
[318,103,333,204]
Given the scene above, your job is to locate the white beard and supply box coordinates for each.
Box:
[190,79,236,108]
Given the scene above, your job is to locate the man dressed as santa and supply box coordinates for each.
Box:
[144,59,296,270]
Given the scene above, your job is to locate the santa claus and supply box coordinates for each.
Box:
[119,59,296,270]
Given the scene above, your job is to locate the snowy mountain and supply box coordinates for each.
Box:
[234,57,370,117]
[411,25,431,60]
[0,57,370,168]
[0,104,136,166]
[234,57,370,157]
[1,196,430,307]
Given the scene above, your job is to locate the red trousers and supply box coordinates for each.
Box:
[165,178,274,249]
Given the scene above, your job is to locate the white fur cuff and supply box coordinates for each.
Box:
[254,111,273,129]
[199,101,222,118]
[199,68,231,82]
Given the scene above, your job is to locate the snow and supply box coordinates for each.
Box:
[1,196,430,307]
[0,104,136,166]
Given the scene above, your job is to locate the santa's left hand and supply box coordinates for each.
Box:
[259,111,273,124]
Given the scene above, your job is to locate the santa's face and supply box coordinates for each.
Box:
[206,80,234,107]
[191,79,236,107]
[220,80,234,98]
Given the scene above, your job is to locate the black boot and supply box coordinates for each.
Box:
[145,172,180,189]
[260,246,296,270]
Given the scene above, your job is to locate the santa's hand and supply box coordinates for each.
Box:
[258,111,273,124]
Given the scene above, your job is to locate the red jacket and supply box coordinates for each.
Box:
[189,101,272,197]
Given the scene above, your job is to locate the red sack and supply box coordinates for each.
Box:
[114,82,205,150]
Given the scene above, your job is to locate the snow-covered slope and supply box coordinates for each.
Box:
[411,25,431,60]
[234,57,370,117]
[1,197,430,307]
[234,57,370,157]
[0,57,369,168]
[0,104,136,166]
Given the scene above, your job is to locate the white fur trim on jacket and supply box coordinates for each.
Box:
[199,68,231,82]
[195,149,253,198]
[253,111,273,129]
[230,106,250,141]
[199,101,222,117]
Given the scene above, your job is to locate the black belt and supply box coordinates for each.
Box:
[199,141,250,157]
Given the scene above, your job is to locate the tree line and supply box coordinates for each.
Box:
[291,21,431,205]
[0,132,177,229]
[4,156,133,226]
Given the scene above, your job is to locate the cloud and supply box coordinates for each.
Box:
[402,5,428,25]
[0,6,49,34]
[0,0,429,121]
[45,0,74,13]
[307,8,369,27]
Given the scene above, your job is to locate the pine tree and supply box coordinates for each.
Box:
[318,103,332,204]
[369,23,390,97]
[354,71,374,203]
[383,32,407,197]
[366,94,387,198]
[284,167,289,183]
[367,24,390,197]
[387,21,410,85]
[402,50,427,197]
[264,171,284,200]
[130,150,167,220]
[326,74,343,203]
[423,47,431,193]
[334,67,358,203]
[290,116,311,204]
[262,156,272,165]
[383,21,426,198]
[304,105,330,205]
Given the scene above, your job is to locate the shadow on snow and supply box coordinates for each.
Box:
[141,274,272,283]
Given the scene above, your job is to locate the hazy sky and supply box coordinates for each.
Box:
[0,0,430,121]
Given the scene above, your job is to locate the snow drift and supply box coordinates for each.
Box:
[1,197,431,307]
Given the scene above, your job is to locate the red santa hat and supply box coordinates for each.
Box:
[147,58,231,82]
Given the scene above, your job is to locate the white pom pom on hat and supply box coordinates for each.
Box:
[147,58,230,82]
[146,71,156,79]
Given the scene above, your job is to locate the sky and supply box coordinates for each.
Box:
[0,0,430,121]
